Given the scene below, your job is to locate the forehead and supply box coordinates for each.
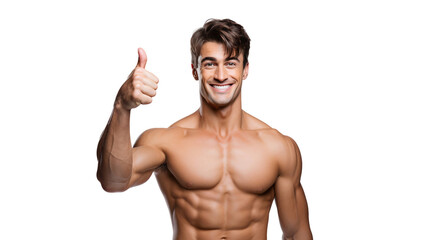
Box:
[199,41,242,61]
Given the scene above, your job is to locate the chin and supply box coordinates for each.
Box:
[207,99,230,108]
[208,94,240,108]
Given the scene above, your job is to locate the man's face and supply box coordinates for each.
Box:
[193,42,249,108]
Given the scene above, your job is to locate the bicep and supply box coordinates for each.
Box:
[275,177,312,239]
[275,135,312,239]
[275,176,300,233]
[126,130,166,188]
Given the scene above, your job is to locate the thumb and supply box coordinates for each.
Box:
[137,47,147,68]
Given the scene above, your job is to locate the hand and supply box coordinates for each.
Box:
[115,48,159,110]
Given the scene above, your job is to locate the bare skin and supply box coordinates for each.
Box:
[97,43,312,239]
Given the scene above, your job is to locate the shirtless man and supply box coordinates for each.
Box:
[97,19,312,240]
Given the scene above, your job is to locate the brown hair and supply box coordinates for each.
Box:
[191,18,251,68]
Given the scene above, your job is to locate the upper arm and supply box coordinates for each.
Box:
[274,136,312,240]
[126,128,166,189]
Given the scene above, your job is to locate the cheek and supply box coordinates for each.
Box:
[201,71,213,82]
[228,68,244,79]
[232,74,244,82]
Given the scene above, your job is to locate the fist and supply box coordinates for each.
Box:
[116,48,159,110]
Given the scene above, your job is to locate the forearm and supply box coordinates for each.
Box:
[97,101,133,191]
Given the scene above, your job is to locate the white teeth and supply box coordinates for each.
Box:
[213,85,230,89]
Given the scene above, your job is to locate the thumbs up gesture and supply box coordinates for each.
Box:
[115,48,159,110]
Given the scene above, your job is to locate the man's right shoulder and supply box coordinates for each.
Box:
[135,127,185,146]
[135,112,198,147]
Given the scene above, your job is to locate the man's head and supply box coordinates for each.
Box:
[191,19,251,69]
[191,19,251,108]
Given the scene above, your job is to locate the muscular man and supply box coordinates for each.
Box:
[97,19,312,240]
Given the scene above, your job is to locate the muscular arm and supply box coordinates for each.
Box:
[96,48,163,192]
[274,136,312,240]
[96,103,165,192]
[96,104,133,192]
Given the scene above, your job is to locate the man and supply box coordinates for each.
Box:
[97,19,312,240]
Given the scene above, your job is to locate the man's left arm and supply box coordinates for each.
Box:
[274,136,312,240]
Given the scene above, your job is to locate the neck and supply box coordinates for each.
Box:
[198,95,244,138]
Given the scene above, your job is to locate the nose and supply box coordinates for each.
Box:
[214,65,228,82]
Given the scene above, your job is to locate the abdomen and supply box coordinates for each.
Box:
[158,173,274,239]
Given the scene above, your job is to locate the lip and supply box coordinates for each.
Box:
[209,83,233,93]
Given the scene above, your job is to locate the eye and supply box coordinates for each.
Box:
[204,62,215,68]
[225,62,237,67]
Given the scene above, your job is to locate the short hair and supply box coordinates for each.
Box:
[191,18,251,68]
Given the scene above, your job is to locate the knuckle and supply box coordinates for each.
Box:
[132,89,140,99]
[141,70,149,77]
[132,80,141,88]
[132,74,142,80]
[143,71,154,80]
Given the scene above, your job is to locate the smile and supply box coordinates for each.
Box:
[210,84,233,92]
[213,85,230,89]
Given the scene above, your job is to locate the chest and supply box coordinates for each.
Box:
[163,133,278,194]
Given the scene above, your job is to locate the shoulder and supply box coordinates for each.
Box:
[244,111,302,177]
[256,128,299,161]
[248,125,301,180]
[134,112,199,147]
[276,134,302,180]
[242,112,300,162]
[242,111,290,142]
[134,128,169,147]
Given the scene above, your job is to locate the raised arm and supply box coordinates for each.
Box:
[96,48,163,192]
[274,136,312,240]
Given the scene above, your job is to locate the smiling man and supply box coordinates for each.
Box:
[97,19,312,240]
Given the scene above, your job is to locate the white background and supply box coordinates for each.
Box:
[1,0,428,239]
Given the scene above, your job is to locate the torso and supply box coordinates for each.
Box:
[153,112,285,240]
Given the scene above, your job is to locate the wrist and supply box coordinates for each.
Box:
[114,98,131,114]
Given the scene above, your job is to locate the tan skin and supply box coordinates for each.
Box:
[97,42,312,240]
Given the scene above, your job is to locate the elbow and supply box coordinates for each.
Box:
[282,228,313,240]
[99,180,128,193]
[100,184,127,193]
[97,173,129,193]
[96,158,131,192]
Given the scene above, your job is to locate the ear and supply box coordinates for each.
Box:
[191,64,199,81]
[242,62,249,80]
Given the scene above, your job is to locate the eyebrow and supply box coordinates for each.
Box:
[201,57,217,63]
[201,56,241,63]
[225,56,240,62]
